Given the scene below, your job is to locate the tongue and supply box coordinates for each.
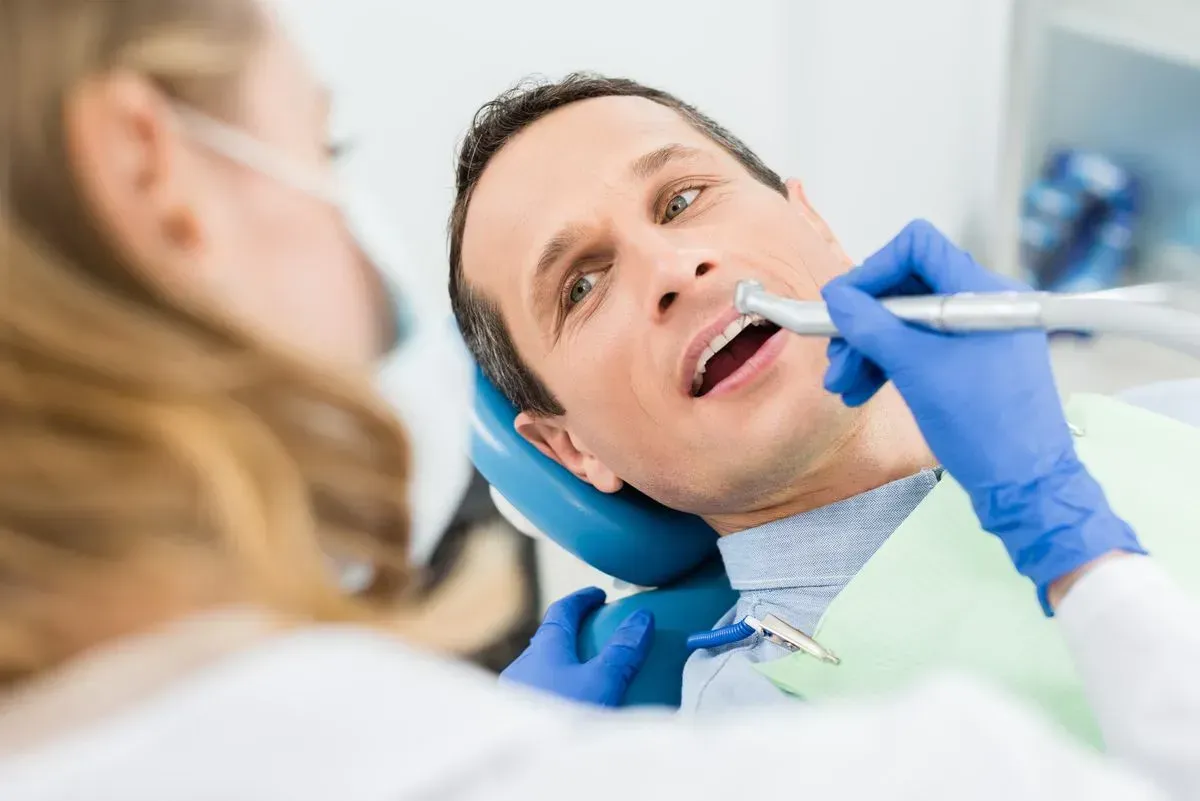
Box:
[697,325,776,396]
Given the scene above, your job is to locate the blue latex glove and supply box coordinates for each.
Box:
[821,220,1145,612]
[500,587,654,707]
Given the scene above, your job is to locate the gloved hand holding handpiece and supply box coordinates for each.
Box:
[821,220,1146,613]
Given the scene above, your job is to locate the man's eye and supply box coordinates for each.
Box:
[566,272,601,309]
[662,188,702,222]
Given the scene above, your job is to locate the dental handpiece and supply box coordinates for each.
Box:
[733,280,1200,359]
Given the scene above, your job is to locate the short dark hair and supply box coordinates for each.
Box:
[449,73,787,416]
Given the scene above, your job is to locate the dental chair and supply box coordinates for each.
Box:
[471,367,737,707]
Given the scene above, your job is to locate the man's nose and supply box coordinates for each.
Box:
[633,238,721,319]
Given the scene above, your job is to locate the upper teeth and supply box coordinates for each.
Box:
[692,313,767,393]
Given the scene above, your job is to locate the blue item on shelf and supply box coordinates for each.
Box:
[1020,149,1141,292]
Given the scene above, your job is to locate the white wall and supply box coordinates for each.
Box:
[779,0,1016,261]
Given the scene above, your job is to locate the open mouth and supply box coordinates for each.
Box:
[691,315,782,397]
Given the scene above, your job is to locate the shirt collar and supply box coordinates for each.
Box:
[717,469,940,591]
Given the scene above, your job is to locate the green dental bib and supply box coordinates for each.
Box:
[755,394,1200,747]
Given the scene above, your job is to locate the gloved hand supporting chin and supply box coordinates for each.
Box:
[500,587,653,707]
[821,220,1146,613]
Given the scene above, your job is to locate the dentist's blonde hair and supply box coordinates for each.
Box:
[0,0,489,683]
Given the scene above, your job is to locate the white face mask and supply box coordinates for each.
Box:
[176,107,474,567]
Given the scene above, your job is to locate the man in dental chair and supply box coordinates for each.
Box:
[449,73,1199,714]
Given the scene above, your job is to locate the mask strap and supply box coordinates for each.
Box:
[173,105,342,205]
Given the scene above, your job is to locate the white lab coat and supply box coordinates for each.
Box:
[0,556,1194,801]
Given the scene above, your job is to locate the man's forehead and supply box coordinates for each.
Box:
[461,96,721,290]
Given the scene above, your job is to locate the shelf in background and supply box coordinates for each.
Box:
[1052,0,1200,72]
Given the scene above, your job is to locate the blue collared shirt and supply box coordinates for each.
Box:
[681,469,940,713]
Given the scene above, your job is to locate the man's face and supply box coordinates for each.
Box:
[461,96,860,518]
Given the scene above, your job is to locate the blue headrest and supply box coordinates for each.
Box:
[470,367,717,587]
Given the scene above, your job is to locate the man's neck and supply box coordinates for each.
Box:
[705,388,937,535]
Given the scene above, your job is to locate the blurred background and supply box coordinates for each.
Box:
[276,0,1200,658]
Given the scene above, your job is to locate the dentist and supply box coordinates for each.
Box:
[0,2,1196,801]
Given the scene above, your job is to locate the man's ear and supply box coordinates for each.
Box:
[513,412,624,494]
[785,178,851,263]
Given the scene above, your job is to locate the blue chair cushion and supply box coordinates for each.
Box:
[578,557,737,707]
[470,366,717,587]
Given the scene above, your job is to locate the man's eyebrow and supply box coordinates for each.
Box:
[534,145,702,278]
[630,143,705,180]
[535,224,587,281]
[531,223,588,321]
